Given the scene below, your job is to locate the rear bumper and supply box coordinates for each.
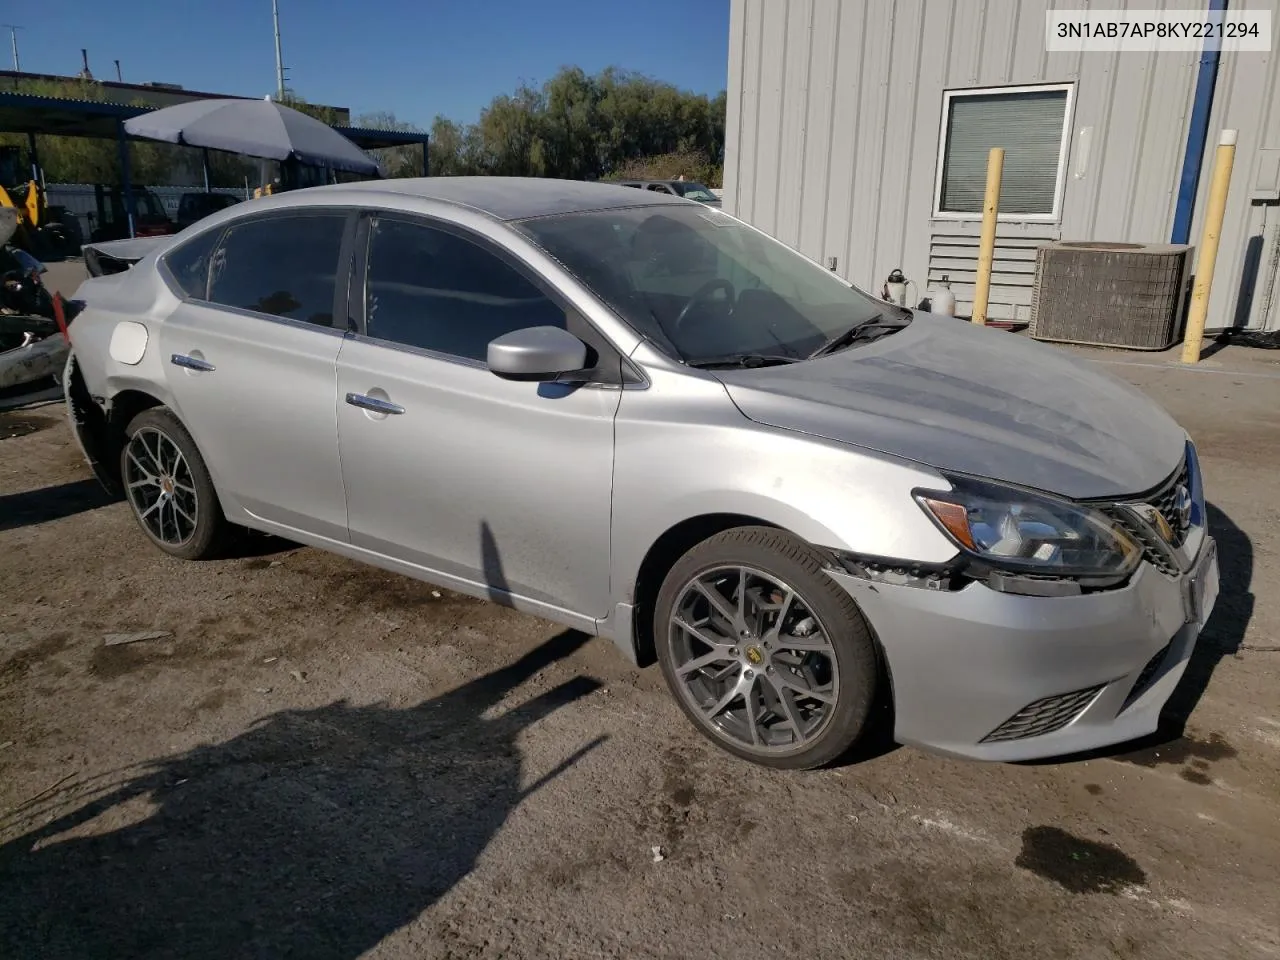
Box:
[829,541,1217,762]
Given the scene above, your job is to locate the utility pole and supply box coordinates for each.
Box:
[114,59,122,82]
[272,0,287,99]
[3,25,21,72]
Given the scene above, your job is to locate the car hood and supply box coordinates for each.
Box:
[714,313,1187,500]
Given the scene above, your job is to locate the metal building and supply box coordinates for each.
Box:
[723,0,1280,331]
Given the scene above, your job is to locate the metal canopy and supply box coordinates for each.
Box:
[0,91,429,154]
[0,91,146,138]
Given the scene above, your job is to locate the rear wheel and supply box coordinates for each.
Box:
[654,526,879,769]
[120,407,229,560]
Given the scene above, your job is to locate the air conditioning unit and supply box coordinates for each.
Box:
[1028,241,1192,350]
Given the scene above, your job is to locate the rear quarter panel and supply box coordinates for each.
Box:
[66,263,242,506]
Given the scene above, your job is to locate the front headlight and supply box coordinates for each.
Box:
[914,475,1141,578]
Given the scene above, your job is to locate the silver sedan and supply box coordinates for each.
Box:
[64,177,1219,769]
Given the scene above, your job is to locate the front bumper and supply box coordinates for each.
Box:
[829,539,1219,762]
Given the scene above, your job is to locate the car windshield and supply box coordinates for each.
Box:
[515,204,898,364]
[673,182,717,202]
[136,193,167,220]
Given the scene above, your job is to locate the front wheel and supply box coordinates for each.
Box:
[120,407,229,560]
[654,526,880,769]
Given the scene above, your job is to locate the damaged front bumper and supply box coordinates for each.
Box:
[829,539,1220,762]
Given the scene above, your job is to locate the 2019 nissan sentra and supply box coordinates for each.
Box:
[62,177,1219,769]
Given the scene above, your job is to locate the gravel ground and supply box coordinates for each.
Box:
[1,292,1278,958]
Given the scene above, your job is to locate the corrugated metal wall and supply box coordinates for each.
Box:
[725,0,1280,330]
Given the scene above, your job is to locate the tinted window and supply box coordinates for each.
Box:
[163,227,221,299]
[207,213,346,326]
[364,217,566,361]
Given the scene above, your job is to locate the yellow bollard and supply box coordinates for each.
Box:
[1181,129,1237,364]
[971,147,1004,326]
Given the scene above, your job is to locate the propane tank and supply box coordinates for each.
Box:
[882,268,908,306]
[927,275,957,316]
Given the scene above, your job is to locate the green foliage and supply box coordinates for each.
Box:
[606,152,723,189]
[429,66,726,185]
[0,68,727,187]
[0,77,191,187]
[279,94,344,127]
[354,111,427,179]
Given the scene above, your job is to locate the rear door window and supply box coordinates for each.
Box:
[205,213,347,327]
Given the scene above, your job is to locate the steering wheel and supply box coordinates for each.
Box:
[674,278,736,332]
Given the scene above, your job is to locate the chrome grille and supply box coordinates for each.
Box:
[1102,456,1192,577]
[1148,460,1192,547]
[980,685,1103,743]
[1106,510,1181,577]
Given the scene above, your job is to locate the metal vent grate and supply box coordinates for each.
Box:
[1029,241,1192,350]
[980,685,1104,743]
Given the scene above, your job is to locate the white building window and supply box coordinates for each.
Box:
[933,83,1074,222]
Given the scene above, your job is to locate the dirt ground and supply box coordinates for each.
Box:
[2,279,1279,958]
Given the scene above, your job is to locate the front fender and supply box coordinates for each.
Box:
[610,415,959,608]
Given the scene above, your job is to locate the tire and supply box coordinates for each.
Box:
[654,526,879,770]
[120,406,229,560]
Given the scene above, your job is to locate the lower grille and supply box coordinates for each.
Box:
[1122,643,1171,709]
[980,685,1104,743]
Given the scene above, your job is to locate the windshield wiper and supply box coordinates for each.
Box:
[686,353,799,370]
[806,313,910,360]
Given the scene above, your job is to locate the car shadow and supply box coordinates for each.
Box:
[1158,502,1253,721]
[0,628,605,959]
[1025,500,1253,768]
[480,519,510,603]
[230,529,304,560]
[0,478,116,533]
[830,660,902,767]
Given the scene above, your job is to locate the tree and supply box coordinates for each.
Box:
[0,67,728,189]
[424,66,728,186]
[354,111,426,179]
[279,94,344,127]
[0,77,181,186]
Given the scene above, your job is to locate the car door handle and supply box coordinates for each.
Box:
[345,392,405,415]
[170,353,215,372]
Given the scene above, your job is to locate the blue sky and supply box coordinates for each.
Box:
[18,0,730,128]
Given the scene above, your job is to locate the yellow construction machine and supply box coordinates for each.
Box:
[0,145,76,258]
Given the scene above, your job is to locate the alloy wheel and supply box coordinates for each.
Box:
[123,427,200,547]
[667,565,840,754]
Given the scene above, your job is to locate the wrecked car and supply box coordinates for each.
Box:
[63,178,1219,770]
[0,208,73,396]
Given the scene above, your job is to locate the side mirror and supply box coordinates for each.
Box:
[487,325,589,382]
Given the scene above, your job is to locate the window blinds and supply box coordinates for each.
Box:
[939,88,1069,216]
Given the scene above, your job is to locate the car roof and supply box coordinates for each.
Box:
[298,176,688,221]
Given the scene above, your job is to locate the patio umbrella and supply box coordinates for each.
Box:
[123,97,381,176]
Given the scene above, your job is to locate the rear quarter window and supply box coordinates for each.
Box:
[162,227,222,300]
